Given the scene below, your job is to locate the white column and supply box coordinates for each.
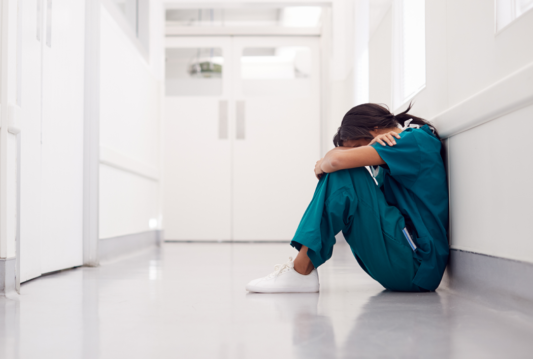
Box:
[83,0,100,266]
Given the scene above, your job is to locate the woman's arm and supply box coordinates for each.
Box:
[321,146,385,173]
[314,131,401,179]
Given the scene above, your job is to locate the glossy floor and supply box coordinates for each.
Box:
[2,241,533,359]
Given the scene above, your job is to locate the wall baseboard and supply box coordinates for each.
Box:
[0,258,16,296]
[99,230,162,263]
[441,249,533,315]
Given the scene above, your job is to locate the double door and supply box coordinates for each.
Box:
[163,36,320,241]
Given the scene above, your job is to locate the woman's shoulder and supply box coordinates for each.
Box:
[415,125,439,141]
[404,125,441,146]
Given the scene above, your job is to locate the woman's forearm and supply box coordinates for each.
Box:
[320,147,358,173]
[320,146,385,173]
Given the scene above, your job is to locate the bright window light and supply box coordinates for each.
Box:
[241,47,312,79]
[280,7,322,27]
[354,47,369,105]
[393,0,426,109]
[495,0,533,32]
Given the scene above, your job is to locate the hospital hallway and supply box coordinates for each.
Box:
[1,0,533,357]
[2,239,533,359]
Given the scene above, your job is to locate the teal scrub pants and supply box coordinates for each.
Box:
[290,167,426,292]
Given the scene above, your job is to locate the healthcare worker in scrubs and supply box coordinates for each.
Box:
[246,103,449,293]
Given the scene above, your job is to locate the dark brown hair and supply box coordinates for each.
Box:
[333,103,440,145]
[333,102,445,161]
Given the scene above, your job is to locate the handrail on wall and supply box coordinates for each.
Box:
[430,61,533,139]
[99,146,159,181]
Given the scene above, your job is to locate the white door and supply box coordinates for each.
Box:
[19,0,86,278]
[163,36,320,241]
[39,0,85,273]
[20,0,44,282]
[20,0,85,280]
[231,37,320,241]
[164,37,233,240]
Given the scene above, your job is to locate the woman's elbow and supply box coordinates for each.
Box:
[325,154,343,172]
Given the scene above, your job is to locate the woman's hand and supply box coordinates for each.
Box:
[369,131,401,147]
[314,158,325,180]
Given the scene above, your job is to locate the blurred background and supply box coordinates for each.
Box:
[0,0,531,295]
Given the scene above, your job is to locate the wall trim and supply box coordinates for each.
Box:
[99,230,162,263]
[441,249,533,315]
[0,258,16,295]
[166,26,321,36]
[431,61,533,139]
[100,145,159,181]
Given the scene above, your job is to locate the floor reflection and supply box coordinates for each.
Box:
[246,293,337,358]
[82,269,100,359]
[342,291,449,358]
[1,243,533,359]
[0,294,20,359]
[246,290,448,359]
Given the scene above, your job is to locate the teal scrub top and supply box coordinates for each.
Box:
[371,125,449,291]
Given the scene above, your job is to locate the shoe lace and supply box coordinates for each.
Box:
[267,257,294,278]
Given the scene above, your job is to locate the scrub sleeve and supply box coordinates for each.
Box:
[290,167,425,292]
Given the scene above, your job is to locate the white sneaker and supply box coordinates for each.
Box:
[245,257,320,293]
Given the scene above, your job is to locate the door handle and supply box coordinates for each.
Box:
[236,101,245,140]
[218,100,228,139]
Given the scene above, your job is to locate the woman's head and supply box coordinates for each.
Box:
[332,103,440,147]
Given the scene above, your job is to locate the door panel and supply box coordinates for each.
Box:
[20,0,43,282]
[40,0,85,272]
[163,38,232,240]
[232,97,320,240]
[232,37,321,240]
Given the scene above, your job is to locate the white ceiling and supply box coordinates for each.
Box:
[165,0,393,37]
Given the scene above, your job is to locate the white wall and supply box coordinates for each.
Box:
[320,2,359,155]
[448,103,533,262]
[368,0,533,263]
[369,6,391,106]
[99,3,163,239]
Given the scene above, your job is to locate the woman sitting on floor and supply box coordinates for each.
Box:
[246,103,449,293]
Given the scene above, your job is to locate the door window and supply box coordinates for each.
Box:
[165,47,223,96]
[240,46,312,97]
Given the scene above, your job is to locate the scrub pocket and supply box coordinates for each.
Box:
[402,228,417,251]
[374,233,421,292]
